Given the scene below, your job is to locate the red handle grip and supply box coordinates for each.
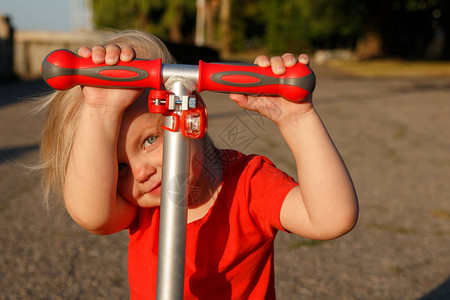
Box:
[41,49,162,90]
[198,61,315,102]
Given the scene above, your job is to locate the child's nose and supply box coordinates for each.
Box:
[132,162,156,184]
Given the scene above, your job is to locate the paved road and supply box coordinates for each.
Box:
[0,64,449,299]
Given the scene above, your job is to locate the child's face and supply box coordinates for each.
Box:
[116,96,164,208]
[116,95,206,208]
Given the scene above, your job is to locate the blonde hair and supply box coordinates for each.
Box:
[39,30,176,207]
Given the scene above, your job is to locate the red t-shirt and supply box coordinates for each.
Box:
[128,150,298,299]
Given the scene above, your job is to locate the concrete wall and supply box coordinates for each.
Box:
[14,30,102,79]
[0,14,106,79]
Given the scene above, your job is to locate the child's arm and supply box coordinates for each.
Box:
[64,45,139,235]
[230,54,358,240]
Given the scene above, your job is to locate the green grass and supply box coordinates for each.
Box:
[110,274,125,286]
[434,230,448,236]
[391,266,404,274]
[326,59,450,78]
[366,223,417,234]
[0,203,9,211]
[432,210,450,220]
[288,239,325,249]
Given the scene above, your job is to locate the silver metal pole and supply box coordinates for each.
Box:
[156,81,191,300]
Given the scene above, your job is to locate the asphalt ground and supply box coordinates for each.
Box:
[0,63,449,299]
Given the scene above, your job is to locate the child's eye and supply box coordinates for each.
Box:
[118,163,127,171]
[144,135,159,148]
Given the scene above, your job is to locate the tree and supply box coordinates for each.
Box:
[92,0,195,43]
[239,0,364,54]
[91,0,450,59]
[357,0,450,59]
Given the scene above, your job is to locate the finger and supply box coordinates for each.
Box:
[91,45,106,64]
[105,44,121,65]
[120,46,136,62]
[270,56,285,75]
[282,53,297,67]
[77,46,92,58]
[298,54,310,65]
[229,93,249,108]
[229,93,245,102]
[254,55,270,67]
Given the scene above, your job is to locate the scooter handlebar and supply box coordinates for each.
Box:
[42,49,315,102]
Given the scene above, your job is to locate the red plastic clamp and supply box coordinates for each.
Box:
[148,89,171,114]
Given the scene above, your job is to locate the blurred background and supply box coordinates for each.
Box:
[1,0,450,79]
[0,0,449,299]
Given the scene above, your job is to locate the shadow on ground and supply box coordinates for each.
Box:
[0,79,51,108]
[420,277,450,300]
[0,144,39,163]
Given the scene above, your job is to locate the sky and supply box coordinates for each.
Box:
[0,0,90,31]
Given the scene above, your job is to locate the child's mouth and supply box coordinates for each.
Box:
[149,183,162,195]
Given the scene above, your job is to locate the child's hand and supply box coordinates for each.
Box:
[229,53,313,127]
[77,45,143,112]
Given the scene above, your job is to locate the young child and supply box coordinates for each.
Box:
[39,30,358,299]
